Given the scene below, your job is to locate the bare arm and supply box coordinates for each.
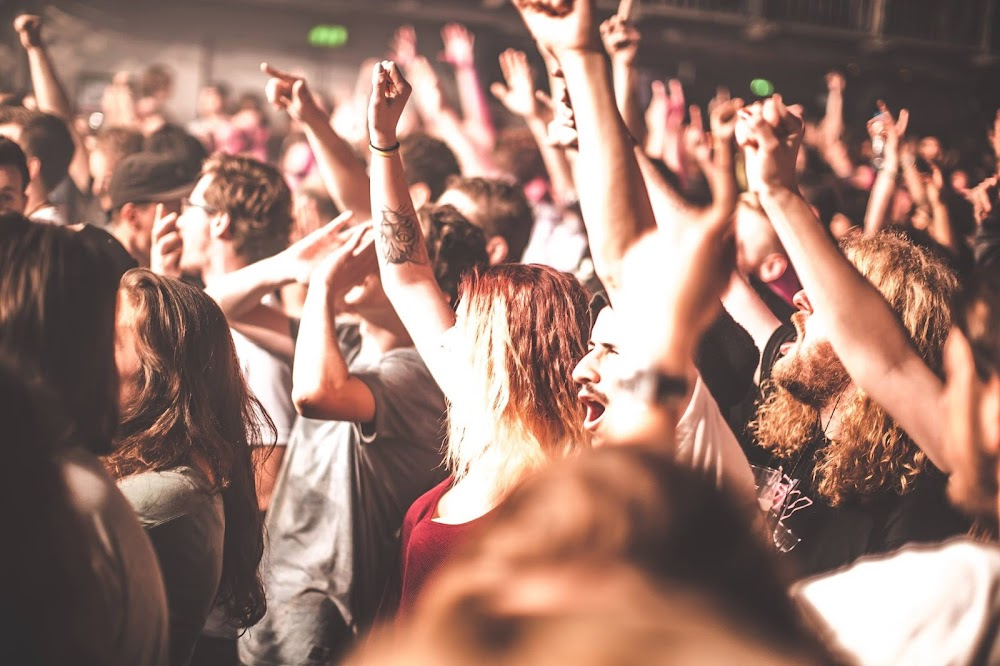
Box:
[14,15,90,194]
[514,0,655,303]
[252,446,284,513]
[600,11,644,145]
[490,48,576,205]
[262,64,372,221]
[440,23,496,151]
[368,61,459,397]
[291,226,379,421]
[743,97,948,470]
[863,105,908,235]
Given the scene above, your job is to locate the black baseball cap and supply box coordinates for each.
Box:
[109,152,198,210]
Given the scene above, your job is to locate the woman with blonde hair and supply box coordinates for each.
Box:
[364,60,590,613]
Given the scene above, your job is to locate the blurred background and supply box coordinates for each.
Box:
[1,0,997,148]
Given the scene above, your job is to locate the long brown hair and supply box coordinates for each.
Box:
[106,269,272,628]
[0,216,120,455]
[447,264,590,495]
[754,231,958,504]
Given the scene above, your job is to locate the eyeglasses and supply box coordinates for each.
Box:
[181,198,219,215]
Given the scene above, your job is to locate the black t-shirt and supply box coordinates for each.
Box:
[756,325,968,578]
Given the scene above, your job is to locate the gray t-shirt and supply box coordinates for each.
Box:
[61,448,170,666]
[239,325,447,666]
[119,466,225,666]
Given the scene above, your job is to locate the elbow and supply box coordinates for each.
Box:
[291,384,327,419]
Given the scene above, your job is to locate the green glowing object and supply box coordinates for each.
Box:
[750,78,775,97]
[309,25,349,48]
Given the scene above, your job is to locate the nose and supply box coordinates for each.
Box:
[792,289,813,314]
[572,349,600,387]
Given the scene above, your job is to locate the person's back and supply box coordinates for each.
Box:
[119,466,225,665]
[0,218,169,665]
[61,447,171,666]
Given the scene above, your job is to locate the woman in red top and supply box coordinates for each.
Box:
[364,60,591,614]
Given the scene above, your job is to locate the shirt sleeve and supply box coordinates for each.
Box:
[353,350,446,445]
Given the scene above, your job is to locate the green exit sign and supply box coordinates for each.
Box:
[309,25,349,48]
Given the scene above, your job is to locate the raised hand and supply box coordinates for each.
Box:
[278,211,356,284]
[13,14,42,50]
[150,204,183,278]
[439,23,475,69]
[512,0,600,54]
[260,63,326,126]
[738,95,804,194]
[390,25,418,66]
[599,15,640,67]
[543,71,578,149]
[490,49,543,119]
[368,61,412,147]
[311,222,378,292]
[826,71,846,94]
[406,56,445,116]
[867,100,909,169]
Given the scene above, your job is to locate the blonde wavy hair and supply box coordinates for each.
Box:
[753,231,958,505]
[446,264,590,496]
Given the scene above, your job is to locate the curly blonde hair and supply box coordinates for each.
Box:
[753,231,958,505]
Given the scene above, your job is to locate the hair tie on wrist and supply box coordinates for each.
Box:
[370,141,400,157]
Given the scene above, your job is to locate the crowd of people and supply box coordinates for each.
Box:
[2,1,1000,664]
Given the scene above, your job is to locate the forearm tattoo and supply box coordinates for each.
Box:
[378,204,428,265]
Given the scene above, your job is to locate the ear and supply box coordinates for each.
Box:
[26,156,41,184]
[210,212,232,240]
[485,235,509,265]
[981,374,1000,457]
[758,252,788,284]
[120,202,141,230]
[409,182,432,211]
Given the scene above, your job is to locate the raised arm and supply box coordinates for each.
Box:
[863,103,908,235]
[206,212,354,321]
[514,0,656,303]
[14,14,90,194]
[262,63,372,221]
[743,96,948,471]
[440,23,496,151]
[292,225,381,421]
[490,48,576,205]
[368,61,459,397]
[599,8,644,144]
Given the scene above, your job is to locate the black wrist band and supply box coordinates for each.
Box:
[369,140,401,155]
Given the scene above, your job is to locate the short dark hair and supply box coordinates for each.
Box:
[94,126,143,164]
[444,176,534,262]
[202,154,293,263]
[139,64,173,98]
[144,123,208,175]
[420,204,489,305]
[0,136,29,191]
[0,108,74,193]
[399,133,461,202]
[493,126,546,185]
[0,217,123,454]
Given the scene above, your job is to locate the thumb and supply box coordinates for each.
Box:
[535,90,553,111]
[489,82,509,101]
[291,79,308,103]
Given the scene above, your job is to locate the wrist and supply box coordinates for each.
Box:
[370,133,398,149]
[299,103,328,129]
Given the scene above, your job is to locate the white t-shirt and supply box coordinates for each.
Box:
[674,373,756,504]
[230,329,295,446]
[795,538,1000,666]
[29,203,69,226]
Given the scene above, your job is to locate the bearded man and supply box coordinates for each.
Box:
[751,231,968,576]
